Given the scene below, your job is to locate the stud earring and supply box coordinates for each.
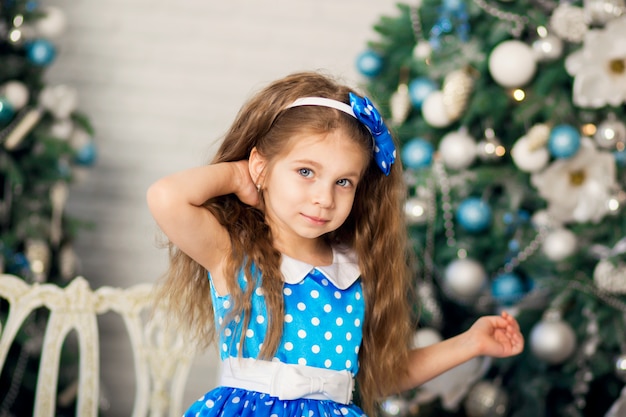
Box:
[256,183,261,193]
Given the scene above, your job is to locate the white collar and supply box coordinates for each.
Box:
[280,246,360,290]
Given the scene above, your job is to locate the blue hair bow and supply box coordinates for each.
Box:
[349,92,396,175]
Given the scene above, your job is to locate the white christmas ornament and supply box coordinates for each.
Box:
[532,34,564,62]
[438,129,477,170]
[510,135,550,172]
[488,40,537,88]
[530,313,577,364]
[39,85,78,120]
[35,7,68,38]
[550,3,589,43]
[422,91,453,128]
[584,0,625,26]
[594,259,626,293]
[542,228,578,261]
[443,258,487,301]
[1,80,29,110]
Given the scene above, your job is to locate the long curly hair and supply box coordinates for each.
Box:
[155,71,414,415]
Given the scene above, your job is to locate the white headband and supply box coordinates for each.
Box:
[285,97,356,118]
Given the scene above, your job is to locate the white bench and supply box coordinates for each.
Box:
[0,274,195,417]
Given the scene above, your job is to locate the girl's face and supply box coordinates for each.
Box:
[252,129,369,252]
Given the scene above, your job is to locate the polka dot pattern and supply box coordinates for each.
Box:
[183,388,367,416]
[201,264,366,416]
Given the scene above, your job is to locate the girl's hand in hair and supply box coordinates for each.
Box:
[233,160,261,208]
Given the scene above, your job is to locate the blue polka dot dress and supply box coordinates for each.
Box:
[184,246,367,417]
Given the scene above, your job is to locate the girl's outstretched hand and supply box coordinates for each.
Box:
[468,311,524,358]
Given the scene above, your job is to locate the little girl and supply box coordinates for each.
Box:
[147,71,523,417]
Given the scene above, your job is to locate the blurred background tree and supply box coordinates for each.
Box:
[0,1,97,415]
[355,1,626,416]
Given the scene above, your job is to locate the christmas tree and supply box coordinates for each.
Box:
[0,1,96,416]
[356,1,626,416]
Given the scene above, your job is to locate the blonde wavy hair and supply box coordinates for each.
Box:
[155,71,414,415]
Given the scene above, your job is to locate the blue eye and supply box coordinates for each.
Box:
[298,168,313,177]
[336,179,351,187]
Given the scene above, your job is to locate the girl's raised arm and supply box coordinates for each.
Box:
[146,161,258,292]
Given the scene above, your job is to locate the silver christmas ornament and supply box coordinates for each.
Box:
[477,128,505,161]
[594,259,626,293]
[464,380,509,417]
[443,258,487,303]
[532,34,564,62]
[594,114,626,149]
[417,281,443,329]
[530,311,577,364]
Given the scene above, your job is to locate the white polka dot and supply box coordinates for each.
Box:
[321,278,329,286]
[297,302,306,311]
[224,328,232,337]
[205,399,215,408]
[222,343,227,352]
[341,407,349,415]
[256,315,265,324]
[325,331,332,340]
[311,317,320,326]
[246,329,254,338]
[255,287,264,296]
[336,345,343,354]
[346,305,353,313]
[310,289,320,298]
[334,291,341,299]
[298,329,307,338]
[346,332,352,341]
[323,304,332,313]
[324,359,332,368]
[312,345,321,353]
[284,288,292,296]
[284,342,294,351]
[223,300,231,309]
[354,318,361,327]
[298,358,307,365]
[232,396,241,403]
[234,315,241,323]
[346,360,352,368]
[355,292,362,300]
[218,316,223,325]
[336,317,343,326]
[309,411,315,417]
[355,346,360,354]
[285,314,293,323]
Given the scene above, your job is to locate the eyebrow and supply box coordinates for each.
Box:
[292,159,362,179]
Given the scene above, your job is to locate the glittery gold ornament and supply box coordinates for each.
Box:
[442,67,475,121]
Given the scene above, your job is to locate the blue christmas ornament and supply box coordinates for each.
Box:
[491,273,525,305]
[548,124,581,158]
[25,0,38,11]
[25,39,57,66]
[75,140,97,166]
[408,77,437,108]
[0,97,15,126]
[456,197,492,233]
[355,50,383,78]
[401,138,434,169]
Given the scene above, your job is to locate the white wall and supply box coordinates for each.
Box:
[43,1,400,415]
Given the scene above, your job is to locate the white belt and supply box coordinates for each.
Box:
[219,357,354,404]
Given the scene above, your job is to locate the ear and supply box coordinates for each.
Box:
[248,147,267,186]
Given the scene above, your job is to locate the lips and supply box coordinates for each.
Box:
[302,213,329,225]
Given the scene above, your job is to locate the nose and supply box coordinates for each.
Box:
[312,183,334,208]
